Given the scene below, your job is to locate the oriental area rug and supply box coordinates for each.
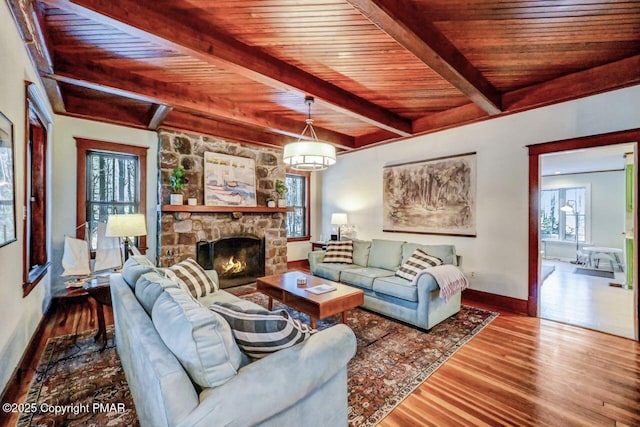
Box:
[16,327,138,427]
[241,292,498,426]
[17,297,496,427]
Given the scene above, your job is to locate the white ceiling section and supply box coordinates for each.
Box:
[541,143,635,176]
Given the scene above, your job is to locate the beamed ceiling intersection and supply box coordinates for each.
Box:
[8,0,640,151]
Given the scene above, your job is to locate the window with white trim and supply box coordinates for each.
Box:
[540,186,589,242]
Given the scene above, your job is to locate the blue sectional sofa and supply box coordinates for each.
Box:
[309,239,462,330]
[111,256,357,427]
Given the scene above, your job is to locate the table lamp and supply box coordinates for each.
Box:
[105,213,147,262]
[331,213,348,241]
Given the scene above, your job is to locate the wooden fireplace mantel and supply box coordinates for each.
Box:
[161,205,291,213]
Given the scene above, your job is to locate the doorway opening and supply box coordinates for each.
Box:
[528,130,639,341]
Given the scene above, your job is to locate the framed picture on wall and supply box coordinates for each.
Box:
[204,152,257,207]
[0,112,16,247]
[383,152,477,237]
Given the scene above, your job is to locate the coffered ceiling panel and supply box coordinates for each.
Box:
[164,0,469,116]
[8,0,639,150]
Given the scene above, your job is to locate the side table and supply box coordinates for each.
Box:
[56,286,94,328]
[311,241,327,251]
[83,275,112,349]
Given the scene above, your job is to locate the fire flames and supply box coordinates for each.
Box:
[221,256,246,275]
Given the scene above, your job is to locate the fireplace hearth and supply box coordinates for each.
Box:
[197,236,265,288]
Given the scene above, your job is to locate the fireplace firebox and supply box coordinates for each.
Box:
[197,236,265,289]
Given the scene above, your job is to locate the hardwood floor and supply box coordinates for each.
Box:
[2,291,638,427]
[380,303,640,427]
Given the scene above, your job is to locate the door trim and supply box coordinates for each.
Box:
[527,129,640,340]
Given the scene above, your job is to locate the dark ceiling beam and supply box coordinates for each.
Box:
[66,91,309,149]
[47,59,355,149]
[345,0,502,115]
[147,104,173,130]
[162,111,298,150]
[42,78,65,113]
[39,0,413,136]
[503,55,640,112]
[6,0,65,112]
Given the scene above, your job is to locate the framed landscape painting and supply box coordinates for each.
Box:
[0,112,16,247]
[204,152,257,207]
[383,152,477,236]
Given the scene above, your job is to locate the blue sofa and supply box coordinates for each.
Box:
[111,256,357,427]
[309,239,462,330]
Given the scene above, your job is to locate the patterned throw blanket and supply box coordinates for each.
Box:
[413,264,469,301]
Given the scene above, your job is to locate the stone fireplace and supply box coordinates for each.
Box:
[197,236,265,288]
[158,130,288,280]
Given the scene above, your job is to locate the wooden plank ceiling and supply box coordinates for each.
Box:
[9,0,640,151]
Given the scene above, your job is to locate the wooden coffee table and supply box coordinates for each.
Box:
[256,271,364,328]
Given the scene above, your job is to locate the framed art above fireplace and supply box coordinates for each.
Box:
[204,152,257,207]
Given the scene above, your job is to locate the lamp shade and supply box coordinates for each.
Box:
[560,201,575,213]
[283,140,336,171]
[105,214,147,237]
[331,213,348,225]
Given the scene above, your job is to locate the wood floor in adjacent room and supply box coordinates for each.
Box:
[2,294,638,426]
[540,259,635,339]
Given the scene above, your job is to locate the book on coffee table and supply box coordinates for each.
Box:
[65,277,89,289]
[305,284,337,294]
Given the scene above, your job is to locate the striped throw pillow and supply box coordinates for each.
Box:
[209,302,313,359]
[166,258,217,298]
[395,248,443,281]
[323,240,353,263]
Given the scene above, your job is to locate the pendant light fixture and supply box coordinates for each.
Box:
[283,96,336,171]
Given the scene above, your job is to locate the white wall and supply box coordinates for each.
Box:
[0,1,53,394]
[542,171,626,261]
[51,116,158,294]
[320,86,640,300]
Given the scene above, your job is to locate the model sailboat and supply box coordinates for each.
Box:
[62,222,121,287]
